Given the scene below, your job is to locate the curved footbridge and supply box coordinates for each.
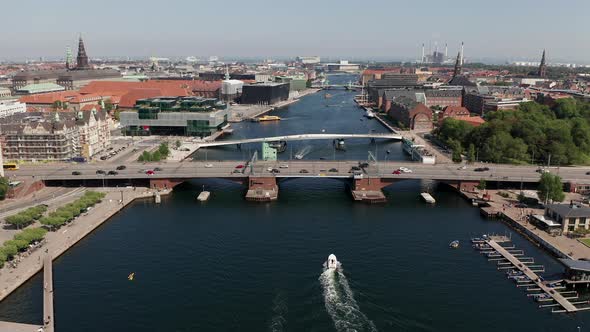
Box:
[196,132,402,149]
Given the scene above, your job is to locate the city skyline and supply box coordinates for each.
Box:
[3,0,590,63]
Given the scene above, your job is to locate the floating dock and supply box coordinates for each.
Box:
[197,191,211,202]
[420,192,436,204]
[484,239,579,313]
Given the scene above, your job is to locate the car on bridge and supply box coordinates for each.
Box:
[279,164,289,169]
[116,165,126,170]
[235,164,244,169]
[108,171,118,175]
[300,169,309,174]
[474,167,490,172]
[146,170,155,175]
[399,167,412,173]
[154,167,163,172]
[359,162,369,168]
[392,170,401,175]
[329,168,338,173]
[204,163,213,168]
[72,171,81,175]
[96,170,106,175]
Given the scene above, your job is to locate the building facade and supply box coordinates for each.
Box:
[120,96,228,137]
[241,83,290,105]
[0,100,26,118]
[388,97,433,131]
[545,203,590,234]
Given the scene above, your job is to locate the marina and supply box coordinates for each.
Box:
[473,235,590,313]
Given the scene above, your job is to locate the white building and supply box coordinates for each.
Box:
[0,88,11,98]
[0,100,26,118]
[297,56,321,64]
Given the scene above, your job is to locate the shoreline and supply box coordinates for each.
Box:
[0,188,170,303]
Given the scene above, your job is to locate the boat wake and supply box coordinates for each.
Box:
[319,268,377,332]
[268,291,288,332]
[294,145,312,160]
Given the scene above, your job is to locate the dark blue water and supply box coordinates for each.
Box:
[193,74,405,162]
[1,75,589,331]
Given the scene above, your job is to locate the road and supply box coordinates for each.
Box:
[10,161,590,184]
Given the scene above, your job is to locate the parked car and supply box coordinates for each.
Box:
[299,169,309,174]
[108,170,118,175]
[116,165,126,170]
[153,167,163,171]
[72,171,81,175]
[204,163,213,168]
[96,170,106,175]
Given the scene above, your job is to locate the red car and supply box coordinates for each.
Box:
[235,164,244,169]
[146,170,155,175]
[392,170,401,175]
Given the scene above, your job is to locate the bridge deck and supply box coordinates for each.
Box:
[0,321,42,332]
[486,239,578,313]
[197,133,401,148]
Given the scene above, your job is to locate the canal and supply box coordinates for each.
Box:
[0,74,588,331]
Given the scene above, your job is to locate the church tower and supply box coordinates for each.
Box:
[538,49,547,78]
[76,35,90,70]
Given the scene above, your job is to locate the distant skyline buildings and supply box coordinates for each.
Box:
[2,0,589,64]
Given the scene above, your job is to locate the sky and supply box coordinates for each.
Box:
[2,0,589,63]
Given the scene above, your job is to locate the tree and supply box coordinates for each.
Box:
[477,179,486,190]
[467,143,476,163]
[175,140,182,149]
[448,139,463,163]
[152,150,162,161]
[538,172,565,203]
[158,143,170,158]
[0,177,9,200]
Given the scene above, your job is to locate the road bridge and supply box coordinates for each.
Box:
[12,161,590,202]
[196,133,402,148]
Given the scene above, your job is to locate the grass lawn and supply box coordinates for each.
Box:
[579,238,590,248]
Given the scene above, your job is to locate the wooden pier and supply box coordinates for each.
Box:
[486,239,579,313]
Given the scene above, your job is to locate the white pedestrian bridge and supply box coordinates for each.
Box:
[197,133,403,148]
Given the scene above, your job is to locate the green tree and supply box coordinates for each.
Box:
[158,143,170,158]
[0,177,9,200]
[538,172,565,203]
[152,150,162,161]
[477,179,487,190]
[467,143,476,163]
[449,139,463,163]
[175,140,182,149]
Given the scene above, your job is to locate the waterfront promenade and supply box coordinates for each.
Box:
[0,188,165,303]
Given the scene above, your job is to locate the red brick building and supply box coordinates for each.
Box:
[388,97,433,131]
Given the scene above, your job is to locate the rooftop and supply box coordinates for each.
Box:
[547,203,590,218]
[559,259,590,272]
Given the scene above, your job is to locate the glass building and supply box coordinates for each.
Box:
[120,97,228,137]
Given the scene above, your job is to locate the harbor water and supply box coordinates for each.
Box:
[0,75,589,331]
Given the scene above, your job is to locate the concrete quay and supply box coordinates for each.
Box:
[0,188,169,304]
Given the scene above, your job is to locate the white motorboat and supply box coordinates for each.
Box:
[325,254,341,270]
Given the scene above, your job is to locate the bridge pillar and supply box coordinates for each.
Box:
[246,176,278,202]
[150,178,185,190]
[444,180,480,193]
[351,177,388,203]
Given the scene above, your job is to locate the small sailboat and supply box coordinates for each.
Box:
[128,272,135,281]
[449,240,459,249]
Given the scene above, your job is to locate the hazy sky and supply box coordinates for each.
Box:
[3,0,589,62]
